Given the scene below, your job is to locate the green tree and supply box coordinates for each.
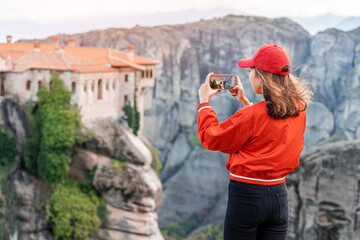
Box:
[24,101,41,174]
[21,72,105,239]
[161,223,186,240]
[188,134,202,150]
[144,144,162,176]
[49,183,101,240]
[133,93,140,135]
[36,72,81,183]
[186,222,223,240]
[123,103,133,129]
[210,79,217,89]
[122,92,140,136]
[0,128,17,171]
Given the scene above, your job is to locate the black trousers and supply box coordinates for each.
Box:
[223,180,289,240]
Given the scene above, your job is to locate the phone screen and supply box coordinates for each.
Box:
[209,74,237,90]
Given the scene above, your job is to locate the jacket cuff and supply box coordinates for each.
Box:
[197,102,211,112]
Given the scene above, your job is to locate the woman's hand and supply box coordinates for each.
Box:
[198,72,220,103]
[230,76,251,106]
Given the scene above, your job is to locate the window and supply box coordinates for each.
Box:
[0,78,4,96]
[146,70,149,78]
[125,74,128,82]
[91,81,94,91]
[113,80,115,90]
[38,81,42,90]
[26,80,31,90]
[98,79,102,99]
[142,71,145,78]
[106,79,109,91]
[124,95,128,104]
[49,81,52,90]
[71,82,76,93]
[150,69,153,78]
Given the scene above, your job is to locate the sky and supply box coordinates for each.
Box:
[1,0,360,41]
[2,0,359,22]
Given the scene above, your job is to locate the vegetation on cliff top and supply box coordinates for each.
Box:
[49,179,102,240]
[123,92,140,136]
[0,128,17,178]
[186,222,223,240]
[161,194,222,239]
[24,100,41,175]
[36,72,82,183]
[23,72,102,240]
[147,144,162,176]
[123,93,140,136]
[0,128,19,239]
[162,221,223,240]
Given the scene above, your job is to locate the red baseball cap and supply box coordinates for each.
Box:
[238,44,291,75]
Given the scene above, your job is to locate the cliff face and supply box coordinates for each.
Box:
[306,28,360,141]
[79,118,163,240]
[0,97,54,239]
[0,97,163,240]
[287,139,360,240]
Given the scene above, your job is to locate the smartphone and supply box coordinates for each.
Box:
[209,74,237,90]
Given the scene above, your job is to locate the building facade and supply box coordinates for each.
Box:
[0,36,158,136]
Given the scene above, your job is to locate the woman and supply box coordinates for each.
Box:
[197,44,312,240]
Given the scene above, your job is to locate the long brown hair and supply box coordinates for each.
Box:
[254,67,313,119]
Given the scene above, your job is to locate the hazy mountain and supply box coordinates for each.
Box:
[1,7,244,42]
[335,16,360,31]
[3,10,360,42]
[291,13,360,35]
[291,13,346,35]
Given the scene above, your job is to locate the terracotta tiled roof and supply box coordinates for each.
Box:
[10,51,98,72]
[0,43,55,52]
[12,51,68,72]
[133,55,159,65]
[0,41,158,73]
[63,46,112,65]
[110,50,158,65]
[109,55,146,71]
[118,67,136,72]
[71,65,122,73]
[0,50,29,63]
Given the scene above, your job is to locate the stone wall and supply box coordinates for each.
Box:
[1,69,134,121]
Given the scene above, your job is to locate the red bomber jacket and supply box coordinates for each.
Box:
[197,100,306,185]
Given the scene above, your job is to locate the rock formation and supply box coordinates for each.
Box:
[0,97,54,239]
[0,97,163,240]
[4,169,54,239]
[78,118,163,240]
[306,28,360,141]
[287,139,360,240]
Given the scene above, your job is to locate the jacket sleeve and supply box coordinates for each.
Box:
[197,102,253,154]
